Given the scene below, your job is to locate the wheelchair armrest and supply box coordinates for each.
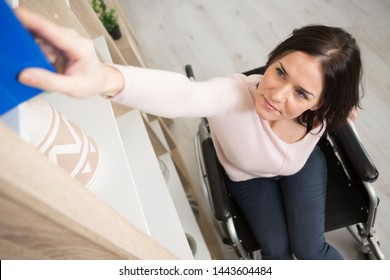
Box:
[202,138,232,222]
[333,121,379,182]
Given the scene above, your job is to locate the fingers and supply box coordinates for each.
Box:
[15,7,83,60]
[36,38,62,64]
[18,68,80,97]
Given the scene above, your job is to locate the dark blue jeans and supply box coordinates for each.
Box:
[226,146,343,260]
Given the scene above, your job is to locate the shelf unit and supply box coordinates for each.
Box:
[0,0,210,259]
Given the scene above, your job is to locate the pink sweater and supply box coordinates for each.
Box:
[111,65,324,182]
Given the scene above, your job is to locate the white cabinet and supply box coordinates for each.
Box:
[116,110,194,259]
[118,111,211,259]
[149,119,211,259]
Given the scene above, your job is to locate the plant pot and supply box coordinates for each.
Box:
[109,24,121,40]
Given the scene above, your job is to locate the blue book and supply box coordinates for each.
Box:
[0,0,55,115]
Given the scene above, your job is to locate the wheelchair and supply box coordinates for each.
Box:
[186,64,385,260]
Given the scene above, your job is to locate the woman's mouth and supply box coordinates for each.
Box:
[263,96,279,112]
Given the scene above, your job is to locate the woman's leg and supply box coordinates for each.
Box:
[280,146,344,259]
[226,176,293,259]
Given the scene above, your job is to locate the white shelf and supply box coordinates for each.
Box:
[116,110,194,259]
[159,153,211,259]
[39,93,148,233]
[150,119,211,260]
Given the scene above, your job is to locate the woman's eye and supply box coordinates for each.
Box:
[276,67,285,78]
[296,90,308,100]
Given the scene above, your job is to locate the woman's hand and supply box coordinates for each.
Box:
[16,7,124,98]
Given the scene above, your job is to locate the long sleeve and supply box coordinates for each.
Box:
[109,64,324,181]
[109,65,247,118]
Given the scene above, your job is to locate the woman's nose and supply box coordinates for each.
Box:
[271,85,291,102]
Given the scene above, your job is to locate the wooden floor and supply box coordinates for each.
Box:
[118,0,390,259]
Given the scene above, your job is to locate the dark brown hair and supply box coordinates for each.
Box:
[266,25,363,133]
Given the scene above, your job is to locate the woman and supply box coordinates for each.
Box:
[16,8,362,259]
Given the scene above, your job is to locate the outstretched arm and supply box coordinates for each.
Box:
[16,8,245,119]
[16,7,124,98]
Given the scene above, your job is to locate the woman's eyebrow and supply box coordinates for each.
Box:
[278,61,289,77]
[278,61,316,98]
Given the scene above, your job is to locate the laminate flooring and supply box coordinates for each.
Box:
[118,0,390,260]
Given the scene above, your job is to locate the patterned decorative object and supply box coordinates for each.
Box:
[22,98,99,189]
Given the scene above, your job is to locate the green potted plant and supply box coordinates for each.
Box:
[92,0,122,40]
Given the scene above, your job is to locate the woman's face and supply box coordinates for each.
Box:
[255,51,324,123]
